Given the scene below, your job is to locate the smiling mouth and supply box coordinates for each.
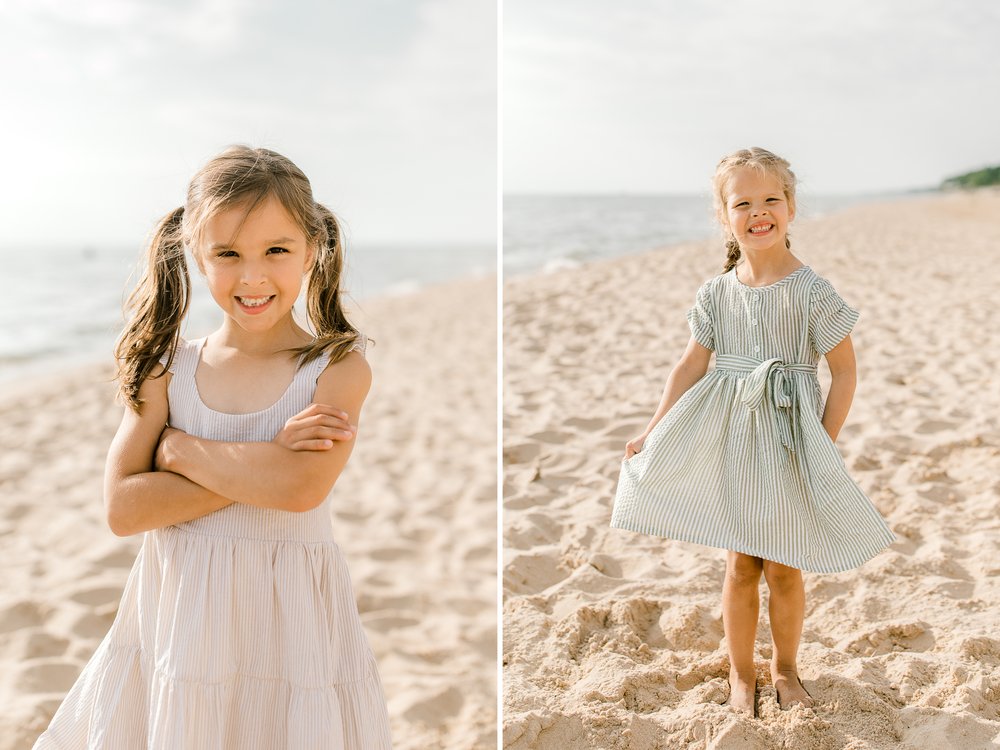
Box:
[236,295,275,308]
[749,224,774,234]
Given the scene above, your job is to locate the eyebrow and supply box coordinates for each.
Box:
[209,236,299,250]
[730,194,782,203]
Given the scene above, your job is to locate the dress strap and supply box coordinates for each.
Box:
[306,332,367,383]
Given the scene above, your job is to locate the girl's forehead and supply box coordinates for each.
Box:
[725,167,784,196]
[199,195,305,247]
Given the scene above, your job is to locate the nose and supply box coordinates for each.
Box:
[239,259,268,286]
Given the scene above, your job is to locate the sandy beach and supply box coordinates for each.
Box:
[0,275,497,750]
[502,190,1000,749]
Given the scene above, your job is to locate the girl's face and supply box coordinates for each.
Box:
[194,194,314,335]
[720,167,795,254]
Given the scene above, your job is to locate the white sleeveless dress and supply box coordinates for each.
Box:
[34,336,393,749]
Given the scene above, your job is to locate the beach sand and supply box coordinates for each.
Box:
[0,275,497,750]
[502,190,1000,749]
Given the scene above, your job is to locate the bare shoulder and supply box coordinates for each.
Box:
[108,363,171,475]
[130,363,171,420]
[315,351,372,405]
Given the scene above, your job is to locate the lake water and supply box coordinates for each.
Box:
[503,191,915,276]
[0,241,494,382]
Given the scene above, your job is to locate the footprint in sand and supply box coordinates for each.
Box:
[0,600,46,633]
[369,545,416,562]
[70,608,117,640]
[841,621,935,656]
[5,627,71,660]
[504,552,570,596]
[527,430,571,444]
[605,422,648,438]
[503,442,541,464]
[562,416,606,431]
[959,636,1000,664]
[14,657,81,693]
[88,546,137,570]
[915,419,958,434]
[400,684,465,724]
[68,585,123,608]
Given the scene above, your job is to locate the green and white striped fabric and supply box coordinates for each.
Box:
[611,265,895,574]
[35,336,392,749]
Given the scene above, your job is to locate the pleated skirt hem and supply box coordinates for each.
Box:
[609,514,894,574]
[34,638,392,750]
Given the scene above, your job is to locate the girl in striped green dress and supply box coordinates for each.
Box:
[611,147,895,717]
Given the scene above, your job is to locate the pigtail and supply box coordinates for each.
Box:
[114,206,189,412]
[294,203,367,366]
[722,236,741,273]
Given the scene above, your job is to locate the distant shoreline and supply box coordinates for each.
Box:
[503,188,936,281]
[0,268,496,387]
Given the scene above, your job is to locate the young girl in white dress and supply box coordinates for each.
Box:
[611,147,895,717]
[35,146,393,748]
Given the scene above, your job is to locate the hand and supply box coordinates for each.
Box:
[154,427,184,472]
[624,433,648,459]
[272,403,356,451]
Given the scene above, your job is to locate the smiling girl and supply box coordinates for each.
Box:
[610,147,895,717]
[34,146,392,749]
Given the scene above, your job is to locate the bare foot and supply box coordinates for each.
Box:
[727,668,757,717]
[770,661,814,709]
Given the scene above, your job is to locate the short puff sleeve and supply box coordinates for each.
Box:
[686,281,715,351]
[808,278,859,355]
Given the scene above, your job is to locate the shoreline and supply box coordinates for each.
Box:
[502,190,1000,749]
[0,268,497,389]
[502,188,951,280]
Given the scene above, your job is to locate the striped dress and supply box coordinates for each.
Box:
[611,265,895,573]
[35,336,393,749]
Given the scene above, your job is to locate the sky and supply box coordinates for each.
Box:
[0,0,496,246]
[504,0,1000,195]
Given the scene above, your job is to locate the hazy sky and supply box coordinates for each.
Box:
[504,0,1000,195]
[0,0,496,246]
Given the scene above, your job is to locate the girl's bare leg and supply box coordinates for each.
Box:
[762,559,814,708]
[722,551,763,716]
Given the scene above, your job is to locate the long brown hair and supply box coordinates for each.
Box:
[114,146,363,412]
[712,147,797,273]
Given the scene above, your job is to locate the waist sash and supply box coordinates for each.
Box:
[714,354,817,452]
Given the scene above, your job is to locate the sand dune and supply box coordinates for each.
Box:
[502,191,1000,749]
[0,275,497,750]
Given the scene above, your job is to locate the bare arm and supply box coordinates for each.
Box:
[821,334,856,442]
[625,336,712,457]
[157,352,372,513]
[104,368,235,537]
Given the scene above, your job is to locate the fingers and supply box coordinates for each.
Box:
[285,405,356,434]
[290,438,339,451]
[291,402,351,421]
[623,436,644,459]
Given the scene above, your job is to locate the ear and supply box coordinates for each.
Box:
[304,243,318,275]
[788,196,796,223]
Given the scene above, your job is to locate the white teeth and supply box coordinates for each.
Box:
[238,296,271,307]
[749,224,773,234]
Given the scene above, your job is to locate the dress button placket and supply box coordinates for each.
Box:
[752,294,761,354]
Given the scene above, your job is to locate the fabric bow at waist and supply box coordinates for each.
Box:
[714,354,817,452]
